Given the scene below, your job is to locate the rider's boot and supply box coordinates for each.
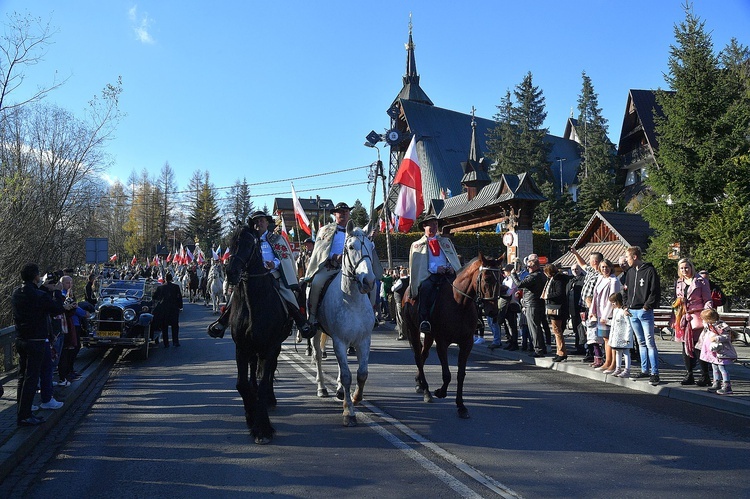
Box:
[288,303,315,339]
[207,305,230,338]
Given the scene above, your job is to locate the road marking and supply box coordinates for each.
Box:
[281,352,522,499]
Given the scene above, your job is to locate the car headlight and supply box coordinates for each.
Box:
[123,308,136,322]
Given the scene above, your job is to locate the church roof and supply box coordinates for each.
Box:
[436,173,546,219]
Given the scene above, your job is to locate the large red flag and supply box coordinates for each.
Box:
[290,182,311,236]
[392,135,423,232]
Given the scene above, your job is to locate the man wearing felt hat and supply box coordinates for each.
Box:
[408,214,461,333]
[296,237,315,279]
[304,202,352,333]
[208,210,312,338]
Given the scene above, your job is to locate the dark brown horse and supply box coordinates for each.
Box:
[225,224,291,444]
[402,253,504,419]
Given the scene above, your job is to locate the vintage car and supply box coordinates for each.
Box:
[81,278,161,358]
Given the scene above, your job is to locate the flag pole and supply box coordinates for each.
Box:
[378,159,393,269]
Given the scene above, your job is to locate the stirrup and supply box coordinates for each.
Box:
[207,321,226,338]
[299,322,317,340]
[419,321,431,333]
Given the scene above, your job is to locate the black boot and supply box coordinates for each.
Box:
[696,360,711,387]
[289,305,315,339]
[680,353,695,385]
[208,306,230,338]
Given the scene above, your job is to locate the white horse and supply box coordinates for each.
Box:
[310,221,377,426]
[180,270,190,295]
[207,263,225,314]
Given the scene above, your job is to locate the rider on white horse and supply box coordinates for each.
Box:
[208,210,313,338]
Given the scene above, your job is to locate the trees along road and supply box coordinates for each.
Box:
[8,301,750,498]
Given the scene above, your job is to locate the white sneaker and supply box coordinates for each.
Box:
[40,397,64,410]
[617,370,631,378]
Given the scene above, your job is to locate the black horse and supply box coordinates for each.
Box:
[225,224,291,444]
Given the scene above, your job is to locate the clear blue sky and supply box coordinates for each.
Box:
[4,0,750,217]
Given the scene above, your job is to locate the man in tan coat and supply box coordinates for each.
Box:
[408,214,461,333]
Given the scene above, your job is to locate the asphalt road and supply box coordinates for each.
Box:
[6,300,750,498]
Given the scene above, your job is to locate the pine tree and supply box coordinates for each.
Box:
[186,171,223,250]
[486,89,522,178]
[513,72,552,188]
[575,71,619,218]
[224,177,254,229]
[350,199,369,228]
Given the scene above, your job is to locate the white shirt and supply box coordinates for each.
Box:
[260,231,279,269]
[426,237,449,274]
[328,226,346,258]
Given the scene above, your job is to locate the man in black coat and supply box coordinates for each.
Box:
[153,273,183,347]
[512,255,548,358]
[11,263,67,426]
[566,264,586,356]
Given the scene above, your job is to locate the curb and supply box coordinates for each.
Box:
[478,346,750,417]
[0,347,118,484]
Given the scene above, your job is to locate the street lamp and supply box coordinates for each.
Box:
[364,132,394,268]
[556,157,567,196]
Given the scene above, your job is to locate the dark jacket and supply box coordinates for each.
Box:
[545,273,571,321]
[12,282,66,341]
[566,273,584,314]
[623,262,660,310]
[513,269,546,307]
[153,282,183,321]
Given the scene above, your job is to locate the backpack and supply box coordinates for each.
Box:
[711,288,725,308]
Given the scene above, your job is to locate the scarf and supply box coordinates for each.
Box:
[428,238,441,257]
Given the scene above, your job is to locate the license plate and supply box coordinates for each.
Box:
[98,330,121,338]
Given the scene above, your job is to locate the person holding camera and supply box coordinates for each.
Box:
[11,264,70,426]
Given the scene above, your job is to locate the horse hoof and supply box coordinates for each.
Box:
[423,392,433,403]
[458,408,470,419]
[434,389,447,399]
[317,388,329,397]
[255,436,272,445]
[415,386,424,394]
[336,387,345,401]
[343,415,357,427]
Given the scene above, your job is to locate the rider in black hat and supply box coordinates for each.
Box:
[302,201,352,335]
[208,210,313,339]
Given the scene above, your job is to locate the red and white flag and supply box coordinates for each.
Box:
[212,247,220,261]
[131,255,137,266]
[185,247,194,264]
[280,214,291,244]
[109,253,118,262]
[291,182,311,236]
[392,135,424,232]
[152,256,159,266]
[222,247,230,263]
[177,244,186,265]
[166,252,172,263]
[196,252,204,265]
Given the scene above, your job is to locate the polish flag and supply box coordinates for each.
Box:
[185,247,194,264]
[166,252,172,263]
[131,255,137,266]
[222,247,230,263]
[196,252,204,265]
[392,135,423,232]
[291,182,311,235]
[280,214,291,244]
[109,253,118,262]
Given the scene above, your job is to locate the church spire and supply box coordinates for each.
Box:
[394,14,433,106]
[461,107,491,200]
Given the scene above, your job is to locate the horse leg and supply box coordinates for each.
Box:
[433,341,452,400]
[311,331,328,397]
[408,325,432,402]
[235,349,256,430]
[332,339,356,426]
[252,355,277,444]
[455,342,471,419]
[351,337,370,406]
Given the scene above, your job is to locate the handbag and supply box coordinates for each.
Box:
[545,303,561,316]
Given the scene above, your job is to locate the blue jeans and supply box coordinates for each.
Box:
[629,309,659,374]
[488,316,502,345]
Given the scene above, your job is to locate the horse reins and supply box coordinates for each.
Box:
[341,234,372,283]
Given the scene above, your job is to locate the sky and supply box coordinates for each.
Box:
[3,0,750,220]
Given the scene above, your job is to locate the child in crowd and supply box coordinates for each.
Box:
[699,309,737,395]
[607,292,633,378]
[584,297,603,367]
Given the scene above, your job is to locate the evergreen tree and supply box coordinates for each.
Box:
[350,199,369,228]
[186,171,223,250]
[575,71,619,218]
[513,72,552,188]
[224,177,254,229]
[486,89,522,178]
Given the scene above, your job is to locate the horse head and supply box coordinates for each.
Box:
[225,224,261,286]
[473,252,505,319]
[342,220,376,295]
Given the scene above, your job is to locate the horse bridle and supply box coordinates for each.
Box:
[231,229,271,281]
[341,233,372,283]
[451,265,503,310]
